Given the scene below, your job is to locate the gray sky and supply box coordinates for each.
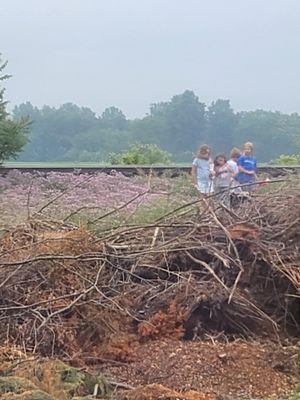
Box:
[1,0,300,118]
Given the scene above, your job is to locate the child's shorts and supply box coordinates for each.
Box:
[197,181,214,195]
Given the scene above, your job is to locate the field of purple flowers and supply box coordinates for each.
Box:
[0,170,194,228]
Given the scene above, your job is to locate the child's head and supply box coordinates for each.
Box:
[243,142,254,156]
[197,144,211,160]
[230,147,241,161]
[214,154,227,167]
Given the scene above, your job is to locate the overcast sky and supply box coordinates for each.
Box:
[1,0,300,118]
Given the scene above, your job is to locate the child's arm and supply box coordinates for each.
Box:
[253,158,258,180]
[191,164,198,186]
[239,167,255,175]
[228,165,235,177]
[209,160,215,178]
[232,164,239,178]
[237,157,255,175]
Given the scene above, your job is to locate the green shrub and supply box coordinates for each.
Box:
[271,154,300,165]
[108,143,172,165]
[289,387,300,400]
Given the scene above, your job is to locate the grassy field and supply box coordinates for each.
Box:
[0,169,196,228]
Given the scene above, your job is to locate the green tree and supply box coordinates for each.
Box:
[14,102,98,161]
[150,90,206,158]
[0,56,28,164]
[12,89,300,164]
[285,112,300,150]
[206,99,237,154]
[234,110,296,162]
[66,127,131,162]
[128,115,169,147]
[101,106,128,130]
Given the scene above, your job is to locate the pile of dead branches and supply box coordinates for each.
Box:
[0,185,299,360]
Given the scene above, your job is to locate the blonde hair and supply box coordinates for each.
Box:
[230,147,241,159]
[197,144,211,160]
[244,142,254,152]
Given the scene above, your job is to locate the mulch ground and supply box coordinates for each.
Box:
[98,339,298,399]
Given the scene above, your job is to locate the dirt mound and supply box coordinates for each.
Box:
[100,340,299,399]
[0,190,299,359]
[0,187,299,398]
[119,384,215,400]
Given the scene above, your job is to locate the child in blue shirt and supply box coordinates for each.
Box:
[192,145,214,195]
[236,142,257,190]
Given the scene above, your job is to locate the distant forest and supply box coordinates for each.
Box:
[13,90,300,163]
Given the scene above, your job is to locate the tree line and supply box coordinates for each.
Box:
[0,57,28,164]
[1,53,299,165]
[10,91,300,164]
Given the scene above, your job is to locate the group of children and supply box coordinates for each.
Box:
[191,142,257,207]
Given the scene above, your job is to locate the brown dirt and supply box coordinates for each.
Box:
[120,384,216,400]
[98,340,297,399]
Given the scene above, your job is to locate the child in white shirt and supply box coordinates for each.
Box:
[191,145,214,195]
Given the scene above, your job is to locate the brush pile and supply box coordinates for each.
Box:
[0,183,299,363]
